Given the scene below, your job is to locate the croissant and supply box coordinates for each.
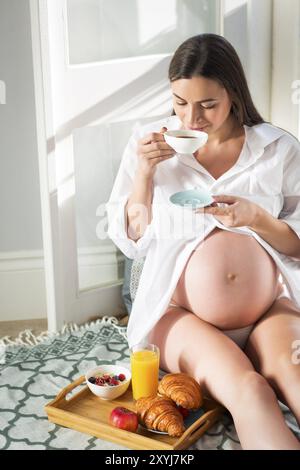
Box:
[158,373,203,409]
[135,395,185,437]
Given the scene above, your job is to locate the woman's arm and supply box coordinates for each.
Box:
[126,171,154,242]
[198,194,300,260]
[250,137,300,260]
[250,207,300,260]
[126,126,175,242]
[106,126,172,259]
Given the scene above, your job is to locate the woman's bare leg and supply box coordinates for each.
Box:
[148,306,300,450]
[245,296,300,426]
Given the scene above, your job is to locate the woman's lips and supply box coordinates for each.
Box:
[189,126,209,131]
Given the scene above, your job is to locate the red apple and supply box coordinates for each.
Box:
[109,407,138,432]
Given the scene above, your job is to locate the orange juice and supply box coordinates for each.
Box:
[130,348,160,400]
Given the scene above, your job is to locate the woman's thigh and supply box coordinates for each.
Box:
[245,297,300,381]
[148,305,259,411]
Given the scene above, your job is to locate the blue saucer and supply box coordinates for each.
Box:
[169,189,214,209]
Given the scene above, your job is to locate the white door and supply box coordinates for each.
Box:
[30,0,222,331]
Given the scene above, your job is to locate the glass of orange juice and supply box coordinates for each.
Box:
[130,343,160,401]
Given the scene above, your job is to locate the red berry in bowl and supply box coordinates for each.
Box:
[90,370,129,387]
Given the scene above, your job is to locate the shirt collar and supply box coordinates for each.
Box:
[172,120,286,178]
[243,123,286,163]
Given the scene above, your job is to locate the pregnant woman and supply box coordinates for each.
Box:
[106,34,300,449]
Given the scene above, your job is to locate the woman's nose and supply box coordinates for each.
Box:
[186,106,203,127]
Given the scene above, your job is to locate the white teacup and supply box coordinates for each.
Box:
[164,129,208,154]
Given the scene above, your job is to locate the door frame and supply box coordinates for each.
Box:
[30,0,61,331]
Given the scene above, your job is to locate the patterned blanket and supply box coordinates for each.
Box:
[0,317,299,450]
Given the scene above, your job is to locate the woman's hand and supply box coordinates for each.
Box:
[195,194,260,228]
[136,127,175,178]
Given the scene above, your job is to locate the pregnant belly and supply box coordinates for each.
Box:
[171,228,281,329]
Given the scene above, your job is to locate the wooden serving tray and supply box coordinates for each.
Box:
[45,375,224,450]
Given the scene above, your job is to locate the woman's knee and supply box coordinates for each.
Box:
[237,371,277,406]
[258,351,300,402]
[269,348,299,377]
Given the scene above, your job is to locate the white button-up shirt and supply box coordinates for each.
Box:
[106,115,300,348]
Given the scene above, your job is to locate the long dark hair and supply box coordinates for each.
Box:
[169,34,265,127]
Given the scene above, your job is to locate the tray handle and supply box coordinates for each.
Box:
[174,407,223,450]
[52,375,86,404]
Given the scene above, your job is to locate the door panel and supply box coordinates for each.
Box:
[66,0,219,64]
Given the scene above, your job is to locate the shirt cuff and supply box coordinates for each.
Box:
[106,196,155,259]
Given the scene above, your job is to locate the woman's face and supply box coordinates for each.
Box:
[171,76,233,134]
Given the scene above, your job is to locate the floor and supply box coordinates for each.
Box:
[0,315,129,341]
[0,319,48,340]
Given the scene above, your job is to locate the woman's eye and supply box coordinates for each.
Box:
[175,102,216,109]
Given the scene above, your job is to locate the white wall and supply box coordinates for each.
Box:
[224,0,272,122]
[0,0,46,321]
[224,0,248,73]
[224,0,300,137]
[271,0,300,138]
[0,0,43,252]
